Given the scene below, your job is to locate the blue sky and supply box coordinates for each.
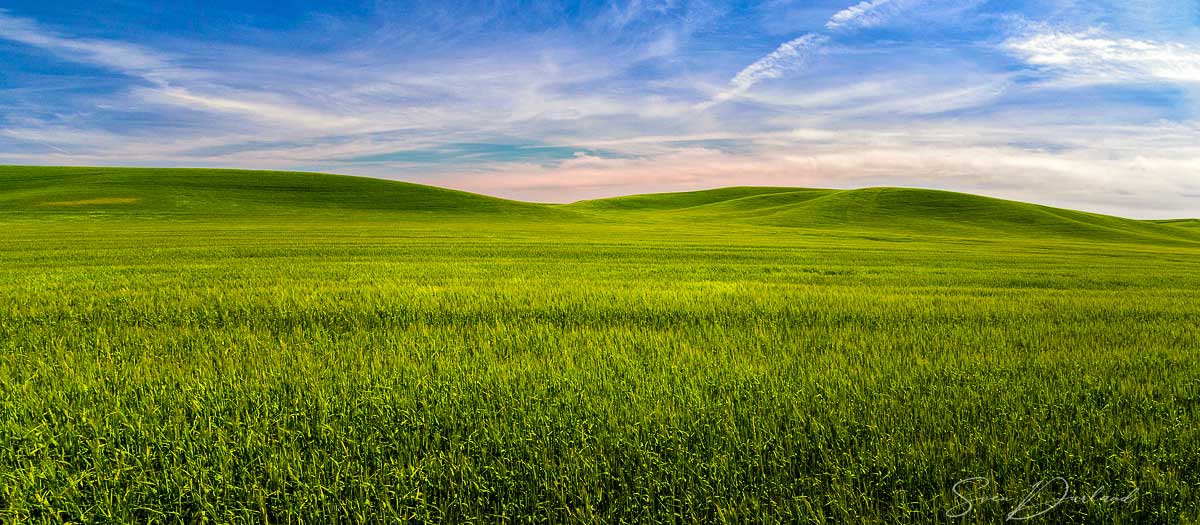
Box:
[1,1,1198,217]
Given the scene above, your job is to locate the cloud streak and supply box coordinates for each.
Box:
[1005,29,1200,86]
[826,0,895,31]
[0,9,359,131]
[0,10,173,79]
[707,0,927,106]
[706,34,829,105]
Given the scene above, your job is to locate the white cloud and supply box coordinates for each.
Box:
[704,34,829,106]
[826,0,894,31]
[0,10,356,130]
[723,74,1009,118]
[839,80,1010,115]
[140,87,363,129]
[0,10,188,84]
[730,34,829,91]
[705,0,928,106]
[1005,29,1200,86]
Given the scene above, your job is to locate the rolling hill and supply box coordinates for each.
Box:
[2,166,1197,244]
[566,186,1200,244]
[0,165,560,220]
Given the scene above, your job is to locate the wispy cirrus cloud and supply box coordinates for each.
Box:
[0,9,175,79]
[706,0,927,105]
[1005,29,1200,86]
[140,87,364,129]
[0,9,359,131]
[704,33,829,106]
[826,0,896,31]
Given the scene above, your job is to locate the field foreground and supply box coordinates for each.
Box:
[2,166,1199,523]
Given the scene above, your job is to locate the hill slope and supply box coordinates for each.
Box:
[0,166,561,220]
[566,186,1200,244]
[1156,219,1200,230]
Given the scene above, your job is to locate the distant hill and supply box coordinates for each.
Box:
[2,166,1196,245]
[566,186,1200,244]
[0,166,560,220]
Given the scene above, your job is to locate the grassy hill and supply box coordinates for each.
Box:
[563,186,813,212]
[2,166,1197,245]
[566,186,1200,244]
[0,165,561,220]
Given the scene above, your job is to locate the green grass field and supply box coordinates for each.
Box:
[2,166,1198,523]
